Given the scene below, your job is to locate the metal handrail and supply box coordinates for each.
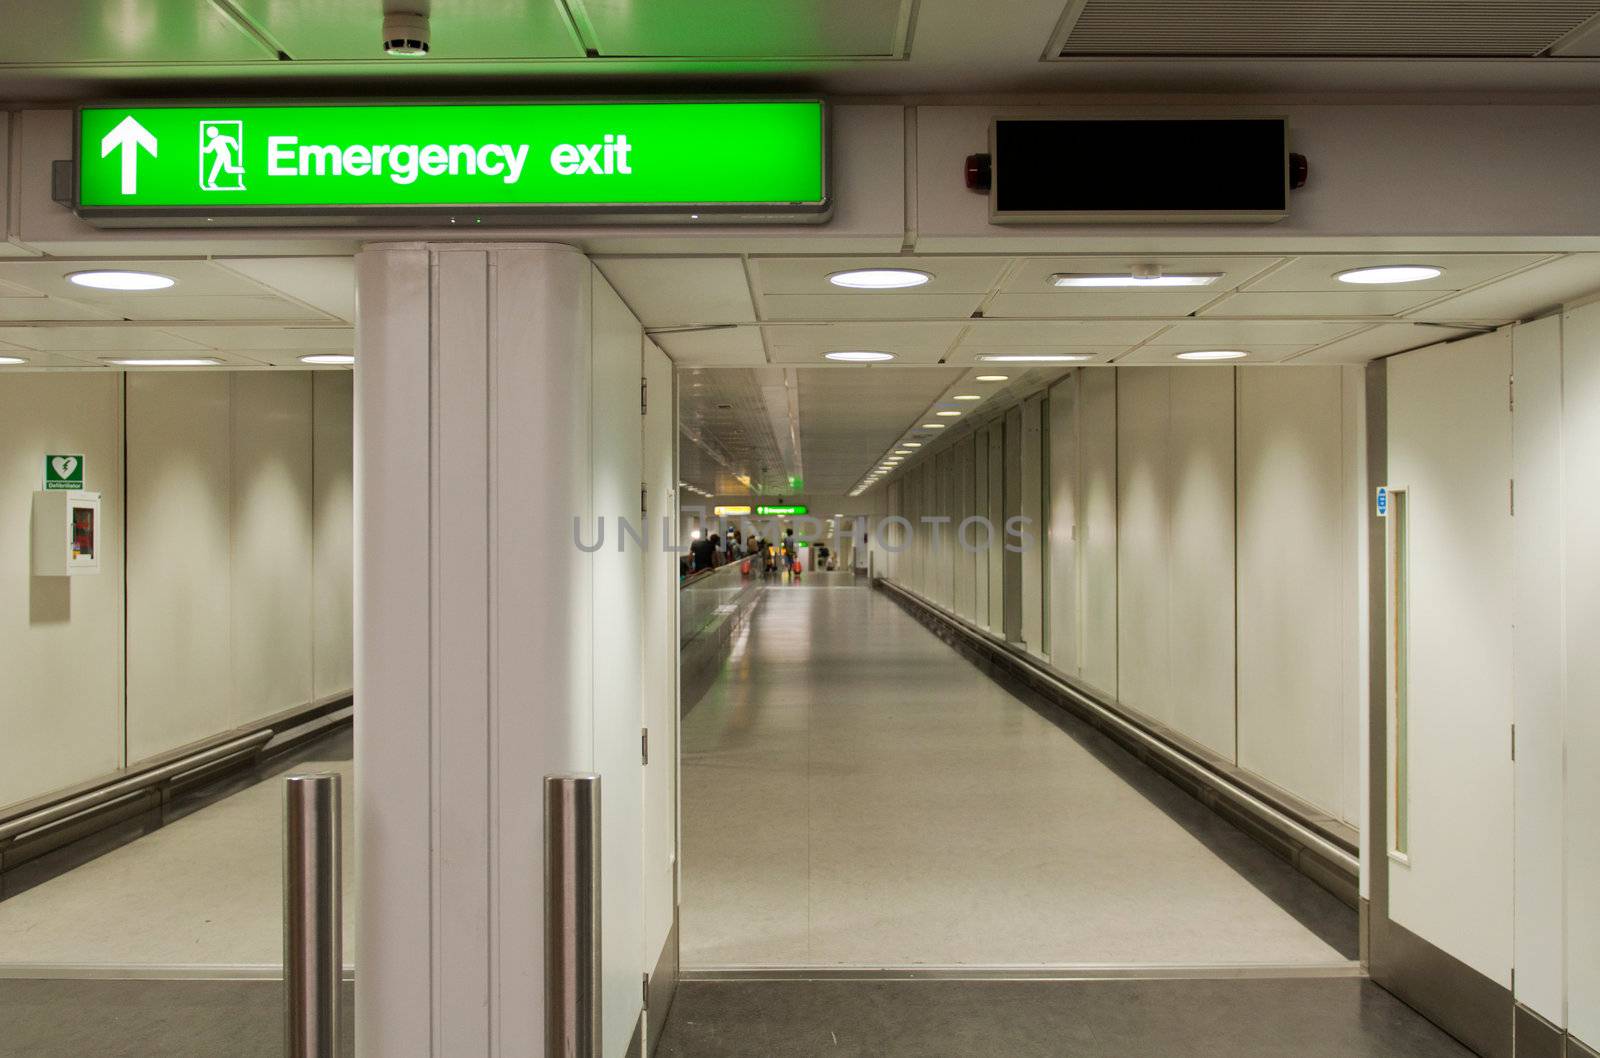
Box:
[545,774,601,1058]
[0,692,351,846]
[285,772,342,1058]
[876,577,1360,879]
[0,731,272,844]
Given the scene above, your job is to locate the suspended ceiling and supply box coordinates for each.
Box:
[5,0,1600,100]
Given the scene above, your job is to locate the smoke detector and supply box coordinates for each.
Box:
[383,12,430,56]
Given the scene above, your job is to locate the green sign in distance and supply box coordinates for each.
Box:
[756,504,808,516]
[76,101,827,220]
[43,454,85,491]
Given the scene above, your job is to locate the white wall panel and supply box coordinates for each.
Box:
[1341,367,1369,846]
[1020,394,1046,657]
[231,372,314,727]
[1047,375,1080,677]
[1562,303,1600,1046]
[934,449,955,611]
[1386,331,1514,988]
[1510,315,1567,1025]
[0,374,124,807]
[1079,369,1118,697]
[1116,370,1171,727]
[126,373,233,762]
[592,271,646,1058]
[953,437,976,622]
[1166,369,1236,758]
[641,340,678,974]
[972,434,990,629]
[985,424,1004,632]
[1117,368,1235,757]
[1237,367,1347,814]
[313,372,354,699]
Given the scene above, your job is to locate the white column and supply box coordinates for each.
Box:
[356,242,639,1057]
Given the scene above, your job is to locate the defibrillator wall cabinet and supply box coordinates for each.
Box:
[33,490,101,576]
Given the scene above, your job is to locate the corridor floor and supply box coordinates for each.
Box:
[0,735,355,974]
[680,581,1357,970]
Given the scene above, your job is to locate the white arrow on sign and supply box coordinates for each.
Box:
[100,116,158,195]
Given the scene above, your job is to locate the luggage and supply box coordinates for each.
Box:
[740,559,752,576]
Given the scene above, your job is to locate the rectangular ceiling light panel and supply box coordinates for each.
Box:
[1056,0,1600,57]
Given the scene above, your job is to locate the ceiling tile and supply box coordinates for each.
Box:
[93,295,334,322]
[1287,324,1461,364]
[764,322,963,364]
[580,0,909,57]
[0,297,118,322]
[0,352,117,369]
[0,0,274,63]
[1241,254,1554,292]
[227,0,583,60]
[1116,344,1311,365]
[214,258,357,322]
[172,325,355,351]
[1409,254,1600,323]
[0,326,210,352]
[652,326,768,367]
[0,259,281,299]
[753,256,1011,295]
[760,293,984,321]
[958,319,1166,345]
[595,258,756,327]
[984,291,1221,318]
[1201,290,1441,317]
[1141,319,1366,347]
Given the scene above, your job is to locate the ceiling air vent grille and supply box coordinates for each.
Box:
[1056,1,1600,57]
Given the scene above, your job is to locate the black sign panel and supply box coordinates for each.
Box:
[991,117,1288,224]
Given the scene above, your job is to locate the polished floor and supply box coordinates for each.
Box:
[656,977,1475,1058]
[0,742,355,973]
[681,580,1356,969]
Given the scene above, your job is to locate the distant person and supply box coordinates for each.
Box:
[782,528,797,571]
[708,533,723,566]
[726,529,742,562]
[689,532,716,572]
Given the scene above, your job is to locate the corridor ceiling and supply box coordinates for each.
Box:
[5,0,1600,100]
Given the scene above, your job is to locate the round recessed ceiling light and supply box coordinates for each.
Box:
[300,354,355,365]
[975,374,1009,382]
[953,394,981,401]
[824,350,896,363]
[1335,265,1443,285]
[827,268,932,290]
[0,355,28,365]
[68,270,176,292]
[1176,350,1250,361]
[936,410,961,417]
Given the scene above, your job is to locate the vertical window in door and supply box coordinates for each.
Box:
[1386,488,1411,860]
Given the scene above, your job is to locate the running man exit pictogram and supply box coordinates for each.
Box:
[199,120,246,191]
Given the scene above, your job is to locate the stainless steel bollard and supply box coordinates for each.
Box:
[544,774,601,1058]
[285,772,342,1058]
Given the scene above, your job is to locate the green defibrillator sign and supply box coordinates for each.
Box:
[74,101,828,225]
[43,454,85,491]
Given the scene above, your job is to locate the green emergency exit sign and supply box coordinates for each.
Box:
[73,101,828,224]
